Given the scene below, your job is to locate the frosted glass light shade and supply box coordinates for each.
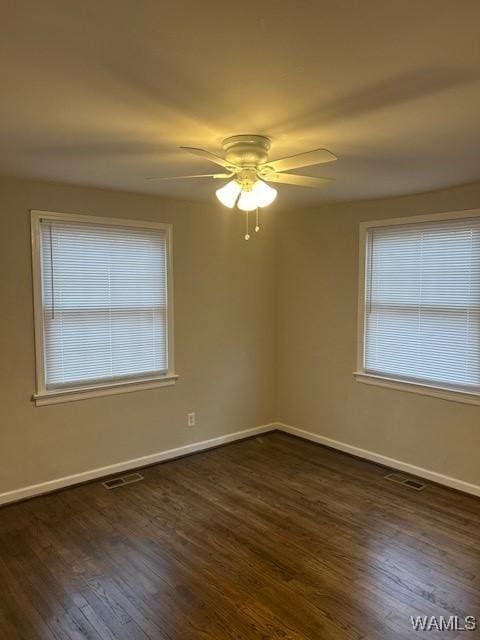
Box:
[215,180,241,208]
[253,180,277,208]
[237,189,258,211]
[237,180,278,211]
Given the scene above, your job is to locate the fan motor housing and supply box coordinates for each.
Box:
[223,135,271,167]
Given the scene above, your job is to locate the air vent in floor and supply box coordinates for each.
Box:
[102,472,144,489]
[384,472,427,491]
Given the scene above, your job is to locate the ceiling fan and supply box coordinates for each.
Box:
[148,135,337,238]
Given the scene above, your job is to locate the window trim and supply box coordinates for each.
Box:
[354,207,480,406]
[30,210,177,406]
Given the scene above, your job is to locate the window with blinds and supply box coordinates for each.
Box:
[362,215,480,392]
[32,212,173,401]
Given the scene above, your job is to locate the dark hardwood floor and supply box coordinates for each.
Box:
[1,431,479,639]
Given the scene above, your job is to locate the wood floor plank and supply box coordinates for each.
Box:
[1,431,479,639]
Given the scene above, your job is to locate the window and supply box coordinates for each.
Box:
[31,211,176,405]
[355,210,480,404]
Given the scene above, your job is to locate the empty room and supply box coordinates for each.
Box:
[1,1,480,638]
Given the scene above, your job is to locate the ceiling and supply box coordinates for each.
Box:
[1,0,480,208]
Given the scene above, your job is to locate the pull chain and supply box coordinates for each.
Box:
[245,210,250,240]
[255,207,260,233]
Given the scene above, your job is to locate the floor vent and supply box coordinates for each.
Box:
[384,472,427,491]
[102,472,144,489]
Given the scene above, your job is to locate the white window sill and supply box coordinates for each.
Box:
[33,374,179,406]
[353,371,480,406]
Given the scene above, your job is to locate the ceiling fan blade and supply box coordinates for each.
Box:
[180,146,238,169]
[263,173,335,189]
[146,173,233,181]
[262,148,337,173]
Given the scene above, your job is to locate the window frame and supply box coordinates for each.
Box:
[31,210,177,406]
[354,208,480,406]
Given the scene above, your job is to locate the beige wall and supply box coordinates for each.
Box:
[0,177,276,493]
[2,174,480,497]
[277,181,480,486]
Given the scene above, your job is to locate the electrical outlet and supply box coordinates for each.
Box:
[187,412,196,427]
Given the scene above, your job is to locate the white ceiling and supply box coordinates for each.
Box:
[2,0,480,207]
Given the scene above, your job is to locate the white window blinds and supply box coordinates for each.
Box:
[39,219,169,389]
[364,217,480,391]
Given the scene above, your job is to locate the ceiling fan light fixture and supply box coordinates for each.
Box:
[215,180,241,208]
[157,137,336,237]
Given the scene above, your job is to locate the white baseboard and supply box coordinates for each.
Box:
[0,423,276,507]
[277,423,480,498]
[3,422,479,506]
